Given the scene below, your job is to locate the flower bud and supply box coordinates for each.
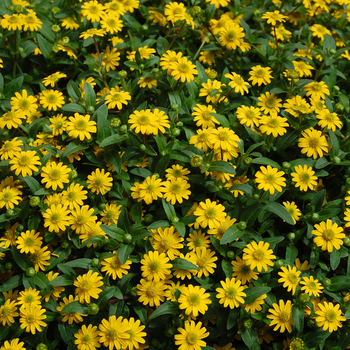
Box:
[191,155,203,167]
[51,24,61,33]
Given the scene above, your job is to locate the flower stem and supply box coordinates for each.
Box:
[193,36,209,61]
[168,21,186,51]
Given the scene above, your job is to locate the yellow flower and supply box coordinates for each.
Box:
[304,81,330,100]
[136,175,165,205]
[0,338,25,350]
[236,105,261,128]
[140,250,172,282]
[128,109,159,135]
[10,89,38,117]
[298,128,329,159]
[255,165,286,195]
[19,304,47,334]
[216,277,246,309]
[174,321,209,350]
[137,77,157,89]
[243,241,276,272]
[66,113,97,140]
[300,276,324,297]
[194,247,218,277]
[41,161,71,190]
[151,226,184,260]
[311,24,332,40]
[0,299,18,326]
[278,266,301,295]
[259,115,288,137]
[225,72,250,95]
[100,202,122,225]
[81,0,106,22]
[231,256,259,284]
[42,72,67,87]
[40,89,65,111]
[101,15,123,34]
[70,205,97,234]
[42,204,71,233]
[104,87,131,110]
[178,284,212,316]
[291,165,318,192]
[160,50,183,74]
[56,295,86,324]
[218,23,245,50]
[316,109,342,131]
[258,92,282,116]
[315,302,346,332]
[74,270,104,304]
[170,57,198,83]
[0,186,22,210]
[163,178,191,205]
[267,300,294,333]
[101,250,131,279]
[194,199,227,229]
[61,183,88,210]
[16,230,42,254]
[248,65,273,86]
[98,316,130,350]
[1,14,24,31]
[74,324,101,350]
[261,10,288,26]
[136,279,166,307]
[87,168,113,195]
[283,201,301,224]
[164,2,187,23]
[312,219,345,252]
[125,317,147,350]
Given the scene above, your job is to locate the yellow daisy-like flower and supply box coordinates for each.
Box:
[255,165,286,195]
[105,87,131,110]
[124,317,147,350]
[56,295,86,324]
[87,168,113,195]
[300,276,324,297]
[194,199,227,229]
[236,105,261,128]
[216,277,246,309]
[163,178,191,205]
[194,247,218,277]
[304,81,330,100]
[189,128,213,152]
[81,0,106,22]
[243,293,267,314]
[16,230,42,254]
[0,186,22,210]
[248,65,273,86]
[9,150,41,177]
[136,279,166,307]
[174,321,209,350]
[66,113,97,141]
[278,265,301,295]
[315,302,346,332]
[231,256,259,284]
[70,205,97,234]
[165,164,190,181]
[283,201,301,224]
[140,250,172,282]
[74,324,101,350]
[79,28,107,39]
[61,183,87,210]
[101,14,123,34]
[138,77,157,89]
[311,24,332,41]
[164,2,187,23]
[41,161,71,191]
[261,10,288,26]
[128,109,158,135]
[298,128,329,159]
[178,284,212,316]
[186,230,211,252]
[218,23,245,50]
[19,304,47,334]
[151,226,184,260]
[101,250,131,280]
[316,109,342,131]
[10,89,38,117]
[192,104,219,129]
[258,92,282,116]
[0,137,23,160]
[0,338,25,350]
[1,14,24,31]
[98,315,130,350]
[42,72,67,87]
[74,270,104,304]
[49,114,67,136]
[0,299,18,326]
[160,50,183,75]
[170,57,198,83]
[243,241,276,272]
[225,72,250,95]
[100,202,122,225]
[42,204,71,233]
[291,165,318,192]
[136,175,165,205]
[267,300,294,333]
[312,219,345,252]
[259,115,288,137]
[40,89,65,111]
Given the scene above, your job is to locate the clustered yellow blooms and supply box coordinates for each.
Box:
[1,0,350,348]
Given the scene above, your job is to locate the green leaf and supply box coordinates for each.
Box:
[221,259,233,278]
[149,301,179,320]
[104,152,122,173]
[80,236,105,248]
[61,103,86,113]
[19,175,41,194]
[133,303,148,325]
[62,142,88,158]
[96,105,111,144]
[99,134,129,148]
[285,245,298,265]
[147,220,170,229]
[304,329,330,349]
[330,248,341,270]
[227,184,253,196]
[323,34,336,51]
[241,328,260,350]
[36,33,52,58]
[118,243,135,265]
[251,157,280,168]
[243,287,271,304]
[209,161,236,175]
[11,246,32,271]
[172,258,199,271]
[50,274,74,286]
[67,80,81,103]
[265,202,295,225]
[315,157,329,169]
[47,247,71,270]
[292,305,304,332]
[84,82,96,109]
[156,36,169,56]
[173,221,186,237]
[60,301,88,314]
[124,13,142,32]
[130,203,142,224]
[32,272,50,289]
[328,276,350,291]
[221,225,244,244]
[0,274,21,292]
[226,308,239,330]
[65,258,91,269]
[196,61,209,82]
[205,4,216,21]
[162,199,176,221]
[98,287,118,308]
[329,130,339,157]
